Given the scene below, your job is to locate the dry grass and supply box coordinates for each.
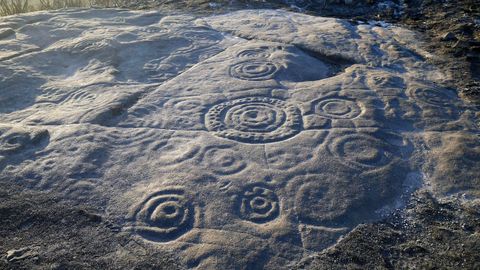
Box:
[0,0,32,16]
[0,0,341,17]
[39,0,84,9]
[88,0,123,8]
[0,0,126,16]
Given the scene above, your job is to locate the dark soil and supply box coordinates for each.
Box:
[397,0,480,102]
[294,191,480,269]
[0,184,182,269]
[146,3,480,269]
[314,0,480,102]
[1,1,479,269]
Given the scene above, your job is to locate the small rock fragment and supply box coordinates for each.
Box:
[441,32,457,41]
[6,247,38,262]
[78,209,102,222]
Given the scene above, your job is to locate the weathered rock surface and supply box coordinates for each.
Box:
[0,8,479,269]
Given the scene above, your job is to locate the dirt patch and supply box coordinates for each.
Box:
[0,185,182,269]
[294,191,480,269]
[396,0,480,102]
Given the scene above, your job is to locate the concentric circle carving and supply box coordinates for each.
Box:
[314,98,361,119]
[205,97,302,143]
[229,60,279,81]
[131,188,194,242]
[239,185,279,223]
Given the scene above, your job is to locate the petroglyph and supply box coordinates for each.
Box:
[200,145,247,175]
[326,131,408,171]
[127,188,195,242]
[229,60,280,81]
[235,46,273,59]
[238,184,280,223]
[205,97,302,143]
[313,98,361,120]
[0,8,477,270]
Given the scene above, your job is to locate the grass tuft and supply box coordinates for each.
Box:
[0,0,31,16]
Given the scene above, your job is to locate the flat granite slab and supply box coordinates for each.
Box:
[0,8,479,269]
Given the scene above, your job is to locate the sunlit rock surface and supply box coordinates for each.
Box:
[0,8,479,269]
